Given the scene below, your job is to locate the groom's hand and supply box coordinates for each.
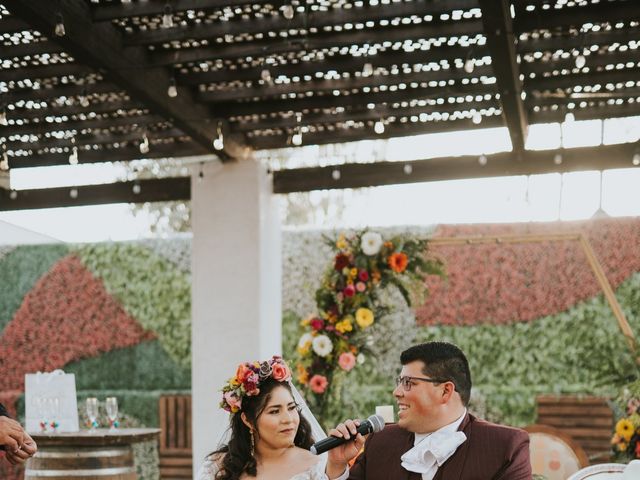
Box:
[326,419,366,479]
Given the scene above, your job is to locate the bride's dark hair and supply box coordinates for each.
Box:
[211,378,314,480]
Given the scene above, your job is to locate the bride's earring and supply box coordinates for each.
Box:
[250,429,255,457]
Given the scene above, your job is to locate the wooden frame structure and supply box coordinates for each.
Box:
[2,1,640,207]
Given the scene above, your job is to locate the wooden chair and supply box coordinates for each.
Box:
[159,395,193,479]
[535,395,613,463]
[525,424,589,480]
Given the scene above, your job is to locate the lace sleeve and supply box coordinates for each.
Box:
[196,457,219,480]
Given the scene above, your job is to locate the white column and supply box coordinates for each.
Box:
[191,158,282,473]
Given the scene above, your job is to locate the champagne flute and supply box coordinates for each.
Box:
[86,397,99,431]
[105,397,119,431]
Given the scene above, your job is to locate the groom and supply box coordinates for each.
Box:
[326,342,531,480]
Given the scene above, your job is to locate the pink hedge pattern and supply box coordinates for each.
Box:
[416,217,640,326]
[0,254,155,391]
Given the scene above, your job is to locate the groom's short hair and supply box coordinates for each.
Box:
[400,342,472,406]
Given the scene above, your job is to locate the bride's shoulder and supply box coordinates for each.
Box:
[196,453,224,480]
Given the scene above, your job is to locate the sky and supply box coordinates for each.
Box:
[1,116,640,242]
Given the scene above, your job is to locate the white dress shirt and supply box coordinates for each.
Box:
[400,410,468,480]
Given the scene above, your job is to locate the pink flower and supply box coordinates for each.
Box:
[271,362,291,381]
[356,281,366,292]
[309,374,329,394]
[338,352,356,372]
[224,391,242,411]
[343,284,356,297]
[358,270,369,282]
[310,318,325,331]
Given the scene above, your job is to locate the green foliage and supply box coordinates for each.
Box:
[0,244,68,332]
[285,272,640,427]
[64,341,190,391]
[74,243,191,367]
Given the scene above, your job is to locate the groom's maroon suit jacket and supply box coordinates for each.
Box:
[347,414,531,480]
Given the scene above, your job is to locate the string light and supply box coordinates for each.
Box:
[132,183,141,194]
[139,134,150,154]
[162,2,174,29]
[260,68,272,83]
[564,111,575,123]
[633,152,640,166]
[403,164,413,175]
[79,89,90,108]
[575,52,586,69]
[331,169,341,180]
[69,188,78,199]
[374,119,385,135]
[68,146,78,165]
[213,122,224,150]
[472,111,482,124]
[478,154,487,166]
[554,153,563,165]
[54,12,66,37]
[0,150,9,171]
[362,63,374,77]
[0,109,7,126]
[292,128,303,146]
[9,190,17,200]
[282,4,294,19]
[464,57,475,74]
[167,77,178,98]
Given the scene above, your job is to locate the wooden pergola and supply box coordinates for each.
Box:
[1,0,640,209]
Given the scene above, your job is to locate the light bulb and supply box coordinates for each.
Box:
[213,136,224,150]
[575,54,586,69]
[167,79,178,98]
[564,111,575,123]
[554,153,563,165]
[69,188,78,199]
[9,190,17,200]
[139,134,149,154]
[54,13,65,37]
[162,5,174,29]
[282,4,294,19]
[478,154,487,166]
[68,147,78,165]
[633,153,640,166]
[472,111,482,124]
[261,68,272,82]
[403,164,413,175]
[79,95,90,108]
[331,169,341,180]
[374,120,385,134]
[132,183,141,194]
[0,152,9,171]
[0,110,7,126]
[292,131,303,146]
[362,63,374,77]
[464,57,475,74]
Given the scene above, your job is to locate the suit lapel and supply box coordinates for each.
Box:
[433,413,473,480]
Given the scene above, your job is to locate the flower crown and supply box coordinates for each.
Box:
[220,355,292,414]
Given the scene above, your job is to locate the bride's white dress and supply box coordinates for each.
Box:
[196,456,328,480]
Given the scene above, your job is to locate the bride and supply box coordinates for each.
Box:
[196,356,364,480]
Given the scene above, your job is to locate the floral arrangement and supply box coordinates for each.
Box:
[295,230,443,419]
[612,395,640,459]
[220,355,292,414]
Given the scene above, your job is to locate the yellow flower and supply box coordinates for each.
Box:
[230,377,240,387]
[618,441,628,452]
[355,308,374,328]
[336,234,348,250]
[297,364,309,385]
[336,318,353,333]
[616,418,634,442]
[350,268,358,277]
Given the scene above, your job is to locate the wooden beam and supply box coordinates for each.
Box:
[272,142,640,193]
[479,0,528,155]
[1,114,161,137]
[530,102,640,124]
[233,98,500,133]
[209,83,497,118]
[0,63,91,83]
[125,1,480,46]
[201,66,493,103]
[5,143,206,169]
[177,45,491,86]
[2,82,120,105]
[518,28,638,56]
[526,68,640,92]
[522,50,640,77]
[250,116,504,150]
[3,0,244,161]
[0,177,190,211]
[514,2,640,33]
[151,19,483,66]
[3,40,65,58]
[6,99,142,121]
[0,16,30,34]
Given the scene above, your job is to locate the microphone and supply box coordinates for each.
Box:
[309,414,385,455]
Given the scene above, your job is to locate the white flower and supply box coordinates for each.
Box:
[298,332,313,348]
[312,334,333,357]
[361,231,383,256]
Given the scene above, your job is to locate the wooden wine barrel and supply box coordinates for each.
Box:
[25,428,160,480]
[25,446,136,479]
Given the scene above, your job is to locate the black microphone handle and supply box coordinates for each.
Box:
[309,420,373,455]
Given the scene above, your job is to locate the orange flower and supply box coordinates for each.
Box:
[388,252,408,273]
[309,374,329,394]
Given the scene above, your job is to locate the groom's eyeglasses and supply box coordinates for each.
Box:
[395,376,447,392]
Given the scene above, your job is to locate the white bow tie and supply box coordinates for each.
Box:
[401,430,467,475]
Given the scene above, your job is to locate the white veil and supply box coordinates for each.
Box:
[289,380,327,442]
